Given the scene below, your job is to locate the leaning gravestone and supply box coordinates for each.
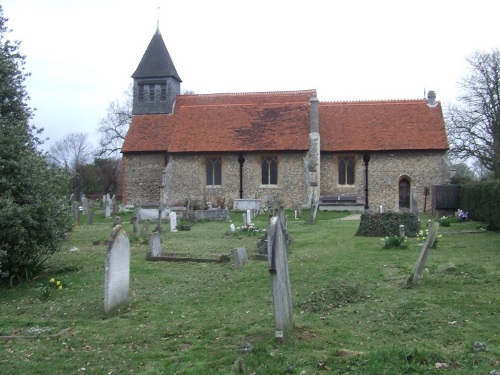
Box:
[305,194,319,224]
[410,222,440,286]
[104,225,130,314]
[268,214,294,341]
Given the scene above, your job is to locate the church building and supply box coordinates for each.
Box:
[121,29,450,212]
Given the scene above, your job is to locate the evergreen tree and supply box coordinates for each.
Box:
[0,6,71,281]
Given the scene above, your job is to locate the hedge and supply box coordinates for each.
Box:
[356,212,420,237]
[460,180,500,231]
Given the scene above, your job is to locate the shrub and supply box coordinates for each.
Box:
[356,212,419,237]
[380,235,408,249]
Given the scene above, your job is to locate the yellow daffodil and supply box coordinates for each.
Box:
[56,281,61,286]
[58,285,63,290]
[50,278,55,283]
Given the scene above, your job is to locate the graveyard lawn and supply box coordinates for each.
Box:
[0,211,499,374]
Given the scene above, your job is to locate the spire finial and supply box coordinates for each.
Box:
[156,1,160,32]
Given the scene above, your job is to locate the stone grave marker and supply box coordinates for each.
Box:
[72,201,80,226]
[113,216,121,227]
[112,195,119,215]
[169,211,178,232]
[410,221,440,286]
[246,209,252,225]
[132,212,139,234]
[87,210,94,225]
[148,231,163,257]
[305,194,319,224]
[104,225,130,314]
[399,225,405,238]
[411,187,419,219]
[232,247,248,268]
[242,213,247,227]
[268,214,294,341]
[81,196,88,215]
[230,223,236,233]
[140,221,150,237]
[105,196,111,219]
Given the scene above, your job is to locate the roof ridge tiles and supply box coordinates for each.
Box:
[320,98,430,104]
[182,89,316,97]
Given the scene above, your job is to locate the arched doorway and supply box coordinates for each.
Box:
[399,178,411,210]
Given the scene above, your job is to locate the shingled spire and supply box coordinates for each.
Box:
[132,28,182,115]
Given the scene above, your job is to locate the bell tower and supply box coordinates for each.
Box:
[131,28,181,115]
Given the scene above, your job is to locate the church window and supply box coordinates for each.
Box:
[160,84,167,101]
[138,84,145,102]
[206,158,221,186]
[262,157,278,185]
[149,85,155,101]
[338,156,355,185]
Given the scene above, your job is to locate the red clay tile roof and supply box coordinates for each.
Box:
[121,91,449,154]
[122,90,315,153]
[319,100,448,152]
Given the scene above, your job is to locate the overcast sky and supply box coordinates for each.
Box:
[3,0,500,150]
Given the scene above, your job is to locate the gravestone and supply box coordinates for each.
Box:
[104,225,130,314]
[148,231,163,257]
[411,187,419,218]
[113,216,121,227]
[87,210,94,225]
[140,221,150,237]
[169,211,177,232]
[305,194,319,224]
[72,201,80,226]
[81,196,88,215]
[232,247,248,268]
[399,225,405,238]
[105,197,111,219]
[132,214,139,234]
[246,210,252,225]
[242,213,247,227]
[410,222,440,285]
[230,223,236,233]
[156,201,164,233]
[268,214,294,341]
[112,195,119,215]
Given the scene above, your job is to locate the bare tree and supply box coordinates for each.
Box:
[48,132,96,198]
[446,49,500,178]
[97,87,196,157]
[97,85,132,157]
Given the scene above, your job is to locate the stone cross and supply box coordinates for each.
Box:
[104,225,130,314]
[305,194,319,224]
[411,222,440,285]
[268,214,294,341]
[169,211,177,232]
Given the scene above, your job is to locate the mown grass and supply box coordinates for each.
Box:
[0,210,499,374]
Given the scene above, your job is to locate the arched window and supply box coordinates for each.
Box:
[399,178,411,209]
[339,156,355,185]
[206,158,221,186]
[261,157,278,185]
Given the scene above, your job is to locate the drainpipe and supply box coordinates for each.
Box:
[238,154,245,199]
[363,154,371,210]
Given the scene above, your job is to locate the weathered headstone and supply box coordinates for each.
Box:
[411,222,440,285]
[305,194,319,224]
[268,214,294,341]
[81,196,88,215]
[113,216,121,227]
[105,197,111,219]
[411,187,419,218]
[104,225,130,314]
[148,231,163,257]
[232,247,248,268]
[87,210,94,225]
[72,201,80,226]
[242,213,247,227]
[140,221,150,237]
[399,225,405,238]
[132,214,139,234]
[246,209,252,225]
[230,223,236,233]
[169,211,177,232]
